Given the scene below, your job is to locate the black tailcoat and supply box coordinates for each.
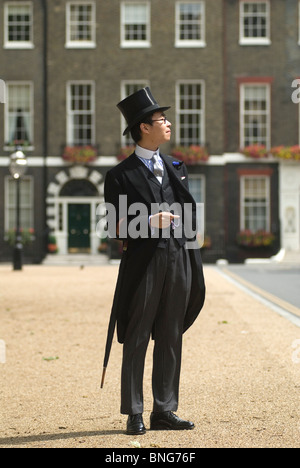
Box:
[104,152,206,349]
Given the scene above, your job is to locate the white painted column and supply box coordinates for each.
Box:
[279,162,300,251]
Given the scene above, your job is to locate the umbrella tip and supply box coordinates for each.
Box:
[100,367,107,389]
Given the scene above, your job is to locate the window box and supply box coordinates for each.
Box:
[236,229,275,248]
[240,144,269,159]
[4,140,33,151]
[117,145,136,161]
[62,145,97,164]
[271,145,300,161]
[171,145,209,164]
[5,228,35,247]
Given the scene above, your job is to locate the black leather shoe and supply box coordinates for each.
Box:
[126,414,146,435]
[150,411,195,431]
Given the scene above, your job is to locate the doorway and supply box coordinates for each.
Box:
[68,204,91,253]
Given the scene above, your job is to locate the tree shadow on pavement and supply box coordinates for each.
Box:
[0,429,124,447]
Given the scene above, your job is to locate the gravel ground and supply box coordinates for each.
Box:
[0,264,299,449]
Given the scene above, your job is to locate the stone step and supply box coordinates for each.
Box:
[282,250,300,264]
[43,254,109,266]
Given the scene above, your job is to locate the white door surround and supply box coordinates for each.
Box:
[280,162,300,252]
[46,166,104,255]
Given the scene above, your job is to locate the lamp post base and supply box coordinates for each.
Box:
[13,246,22,271]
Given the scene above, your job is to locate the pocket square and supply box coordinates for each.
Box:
[181,176,186,180]
[172,161,184,170]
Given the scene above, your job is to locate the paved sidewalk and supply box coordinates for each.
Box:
[0,265,299,448]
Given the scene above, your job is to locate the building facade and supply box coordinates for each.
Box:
[0,0,299,264]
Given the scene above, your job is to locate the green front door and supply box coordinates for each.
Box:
[68,204,91,253]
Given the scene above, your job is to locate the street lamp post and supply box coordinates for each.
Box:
[9,148,28,271]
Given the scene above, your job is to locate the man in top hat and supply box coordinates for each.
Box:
[102,87,205,435]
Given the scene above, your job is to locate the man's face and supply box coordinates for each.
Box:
[142,112,172,146]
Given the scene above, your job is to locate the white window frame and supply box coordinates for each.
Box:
[4,1,34,49]
[176,80,205,146]
[240,83,271,149]
[4,175,34,231]
[120,80,150,144]
[65,1,96,49]
[240,175,271,232]
[66,81,95,146]
[4,81,34,150]
[175,1,206,48]
[189,174,206,239]
[239,0,271,46]
[120,1,151,48]
[189,174,205,204]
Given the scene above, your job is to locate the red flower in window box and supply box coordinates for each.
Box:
[5,228,35,247]
[117,145,136,161]
[236,230,275,248]
[240,144,269,159]
[62,146,97,164]
[271,145,300,161]
[171,145,209,165]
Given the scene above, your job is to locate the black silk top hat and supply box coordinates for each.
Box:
[117,87,170,135]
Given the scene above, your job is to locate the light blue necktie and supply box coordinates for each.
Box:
[152,153,164,183]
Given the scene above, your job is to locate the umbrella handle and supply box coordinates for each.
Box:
[100,367,107,389]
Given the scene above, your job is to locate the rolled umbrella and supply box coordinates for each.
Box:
[100,308,117,388]
[100,246,127,388]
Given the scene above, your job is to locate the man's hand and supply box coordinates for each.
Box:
[149,212,180,229]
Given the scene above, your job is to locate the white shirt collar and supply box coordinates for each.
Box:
[135,144,160,160]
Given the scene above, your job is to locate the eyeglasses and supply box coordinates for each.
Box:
[151,117,169,125]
